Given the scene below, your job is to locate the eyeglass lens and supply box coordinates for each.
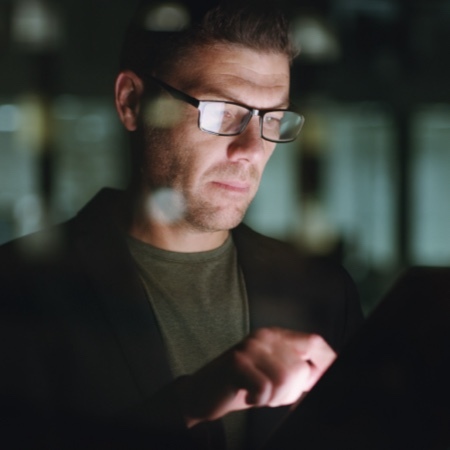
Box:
[199,102,303,142]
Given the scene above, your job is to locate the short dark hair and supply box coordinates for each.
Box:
[119,1,297,78]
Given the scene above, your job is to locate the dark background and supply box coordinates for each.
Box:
[1,0,450,313]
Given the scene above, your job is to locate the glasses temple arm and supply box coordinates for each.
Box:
[148,76,199,108]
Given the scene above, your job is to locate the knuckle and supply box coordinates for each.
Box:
[307,333,326,348]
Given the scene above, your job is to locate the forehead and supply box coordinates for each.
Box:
[168,44,291,108]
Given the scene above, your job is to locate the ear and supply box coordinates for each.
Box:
[114,70,145,131]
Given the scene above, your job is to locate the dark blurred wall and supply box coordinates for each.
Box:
[1,0,450,313]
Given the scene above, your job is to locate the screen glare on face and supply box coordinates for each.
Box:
[200,102,251,135]
[199,102,303,142]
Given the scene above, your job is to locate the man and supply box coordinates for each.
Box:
[0,2,363,449]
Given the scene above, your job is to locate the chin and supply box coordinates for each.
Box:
[185,206,246,232]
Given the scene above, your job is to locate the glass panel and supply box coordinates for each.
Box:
[410,105,450,266]
[0,96,127,243]
[0,100,41,244]
[51,95,127,222]
[323,104,398,273]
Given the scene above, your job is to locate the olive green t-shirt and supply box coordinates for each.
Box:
[127,235,249,449]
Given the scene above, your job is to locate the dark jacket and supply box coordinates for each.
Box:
[0,189,363,449]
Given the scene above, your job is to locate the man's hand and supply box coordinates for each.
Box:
[175,327,336,428]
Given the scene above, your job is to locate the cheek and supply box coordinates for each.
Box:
[168,135,211,186]
[173,131,219,173]
[143,97,186,129]
[139,126,187,187]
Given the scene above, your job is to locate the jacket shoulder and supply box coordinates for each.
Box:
[233,223,364,350]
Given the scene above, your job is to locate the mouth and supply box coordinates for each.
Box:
[211,180,251,193]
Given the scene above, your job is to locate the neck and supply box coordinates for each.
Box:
[118,188,230,253]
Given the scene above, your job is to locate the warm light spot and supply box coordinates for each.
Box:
[144,3,190,31]
[291,17,340,62]
[144,97,183,128]
[11,0,62,50]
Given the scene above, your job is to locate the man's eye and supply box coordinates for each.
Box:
[264,114,282,129]
[222,107,239,121]
[207,105,236,123]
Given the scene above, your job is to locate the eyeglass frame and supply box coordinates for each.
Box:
[144,75,305,144]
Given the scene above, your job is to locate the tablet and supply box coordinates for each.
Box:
[263,266,450,450]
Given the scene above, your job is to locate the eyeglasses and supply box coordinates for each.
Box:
[146,76,305,143]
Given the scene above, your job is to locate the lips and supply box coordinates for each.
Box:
[205,163,259,194]
[211,180,251,192]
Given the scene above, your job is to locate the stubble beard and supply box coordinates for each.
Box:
[182,189,250,232]
[183,162,259,232]
[140,125,259,233]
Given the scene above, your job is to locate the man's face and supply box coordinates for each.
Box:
[139,44,291,233]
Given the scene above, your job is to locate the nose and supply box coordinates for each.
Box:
[227,116,265,161]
